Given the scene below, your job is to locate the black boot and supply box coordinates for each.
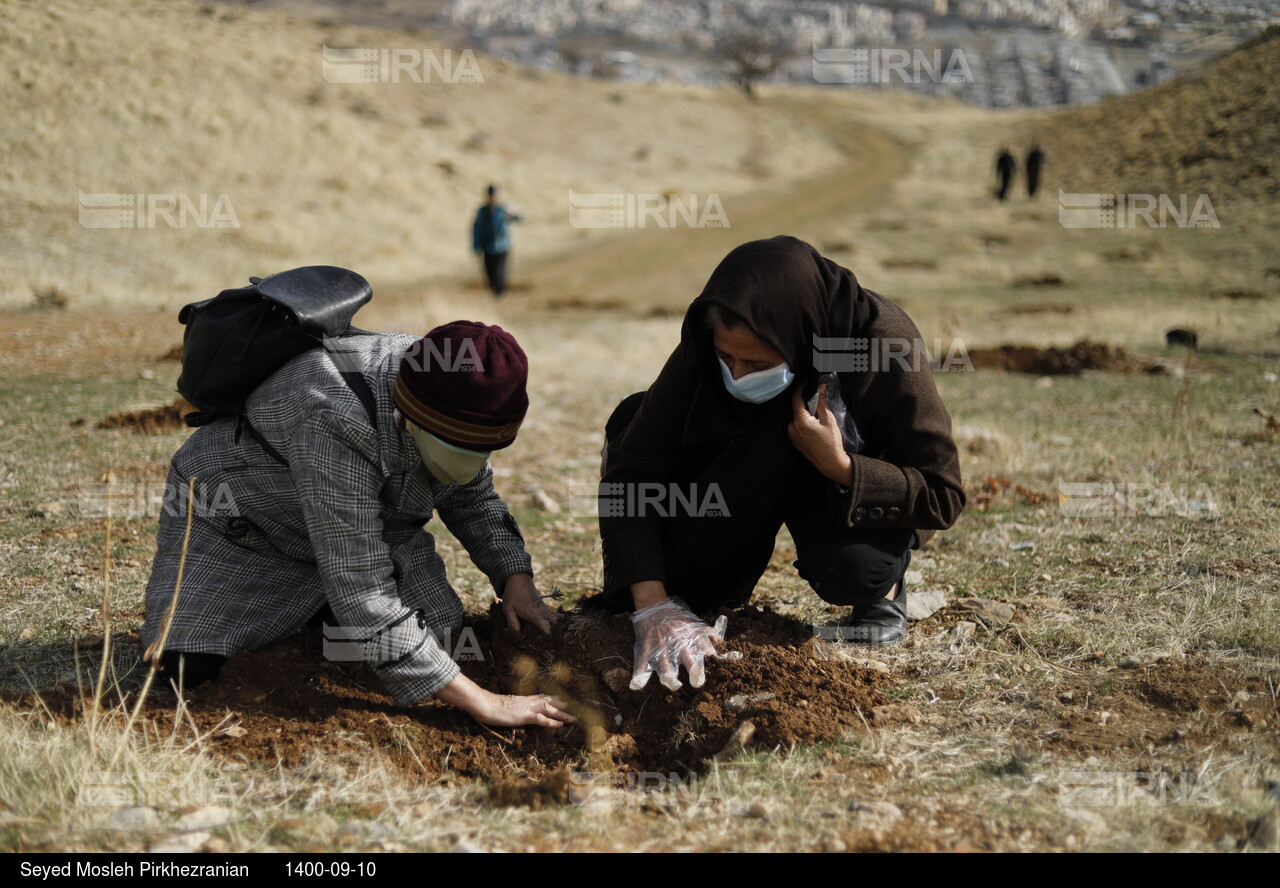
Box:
[841,577,908,646]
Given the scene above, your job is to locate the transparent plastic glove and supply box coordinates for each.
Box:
[629,598,736,692]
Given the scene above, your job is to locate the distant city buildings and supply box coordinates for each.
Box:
[438,0,1280,107]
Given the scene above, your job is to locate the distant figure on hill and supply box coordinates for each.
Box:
[472,184,525,298]
[1025,144,1046,198]
[994,146,1016,202]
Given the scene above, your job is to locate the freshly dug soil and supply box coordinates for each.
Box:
[967,340,1164,375]
[24,606,887,791]
[96,398,193,433]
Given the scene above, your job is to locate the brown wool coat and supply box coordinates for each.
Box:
[600,236,965,591]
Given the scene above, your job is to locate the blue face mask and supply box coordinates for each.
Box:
[719,358,795,404]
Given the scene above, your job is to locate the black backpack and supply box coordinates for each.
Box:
[176,266,378,465]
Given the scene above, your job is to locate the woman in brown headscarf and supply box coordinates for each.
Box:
[591,236,965,691]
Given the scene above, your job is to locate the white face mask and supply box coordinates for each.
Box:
[718,358,795,404]
[408,424,490,484]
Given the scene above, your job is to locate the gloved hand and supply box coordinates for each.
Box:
[630,598,736,691]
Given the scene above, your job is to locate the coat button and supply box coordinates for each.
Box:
[869,507,884,520]
[852,507,866,521]
[887,507,901,520]
[225,517,251,539]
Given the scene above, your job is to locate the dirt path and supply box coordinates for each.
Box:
[382,94,909,314]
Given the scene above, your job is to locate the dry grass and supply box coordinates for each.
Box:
[2,0,1279,854]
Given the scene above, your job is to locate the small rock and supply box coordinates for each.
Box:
[822,836,847,852]
[744,802,769,820]
[906,588,947,621]
[851,658,892,675]
[105,806,161,831]
[18,627,34,641]
[715,720,756,760]
[1117,654,1153,669]
[903,569,925,587]
[952,621,977,639]
[725,692,776,712]
[1058,690,1075,703]
[530,488,560,514]
[1249,806,1280,850]
[871,703,922,725]
[848,799,903,823]
[953,598,1015,625]
[1038,574,1052,582]
[602,668,631,693]
[175,805,233,832]
[1010,541,1035,551]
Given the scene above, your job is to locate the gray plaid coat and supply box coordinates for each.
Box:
[140,333,532,705]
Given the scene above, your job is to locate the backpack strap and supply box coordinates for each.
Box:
[236,333,382,469]
[322,333,379,429]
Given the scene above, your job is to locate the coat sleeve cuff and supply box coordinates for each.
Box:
[376,637,462,707]
[601,526,666,594]
[839,454,911,527]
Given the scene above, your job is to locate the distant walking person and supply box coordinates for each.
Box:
[472,184,525,298]
[1025,144,1045,199]
[994,146,1016,202]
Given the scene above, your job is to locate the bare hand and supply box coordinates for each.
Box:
[478,693,577,729]
[789,384,853,484]
[501,572,560,634]
[435,673,576,729]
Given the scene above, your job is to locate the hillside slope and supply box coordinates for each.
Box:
[0,0,843,309]
[1039,27,1279,204]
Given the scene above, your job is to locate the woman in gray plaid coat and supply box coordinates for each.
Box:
[141,322,574,729]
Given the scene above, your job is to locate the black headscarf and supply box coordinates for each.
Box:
[680,235,872,390]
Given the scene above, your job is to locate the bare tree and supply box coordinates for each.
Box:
[714,25,786,100]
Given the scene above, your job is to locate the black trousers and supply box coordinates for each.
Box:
[483,251,508,296]
[593,392,914,614]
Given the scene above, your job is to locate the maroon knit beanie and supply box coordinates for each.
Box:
[393,321,528,451]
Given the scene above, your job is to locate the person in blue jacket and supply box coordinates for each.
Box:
[472,184,525,297]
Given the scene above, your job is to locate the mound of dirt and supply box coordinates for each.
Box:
[25,607,886,792]
[96,398,193,434]
[967,340,1164,375]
